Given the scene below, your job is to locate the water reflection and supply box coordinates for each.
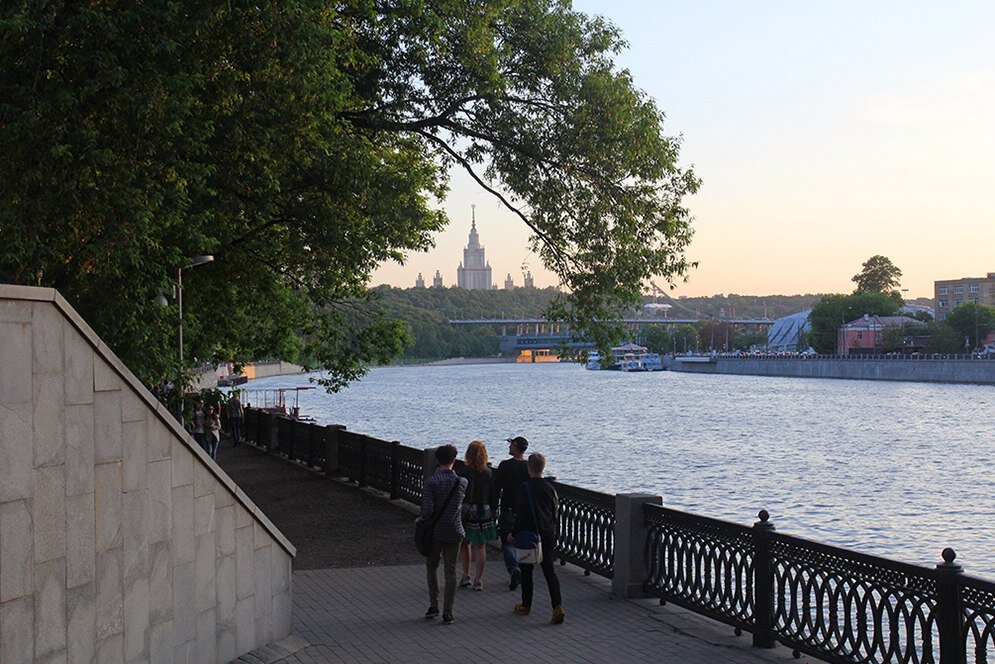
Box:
[245,363,995,577]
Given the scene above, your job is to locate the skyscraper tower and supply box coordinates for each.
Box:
[432,270,444,288]
[456,205,493,290]
[523,271,534,288]
[415,272,425,288]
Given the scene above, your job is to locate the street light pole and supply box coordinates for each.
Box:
[176,255,214,423]
[901,288,909,354]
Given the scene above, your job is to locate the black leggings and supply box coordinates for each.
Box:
[520,539,561,609]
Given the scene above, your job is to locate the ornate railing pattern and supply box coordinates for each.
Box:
[962,575,995,663]
[237,407,995,664]
[644,503,755,631]
[552,482,614,579]
[770,533,939,663]
[396,445,425,505]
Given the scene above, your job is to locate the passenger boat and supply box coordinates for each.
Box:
[586,343,664,371]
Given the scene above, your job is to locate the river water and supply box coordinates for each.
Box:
[244,363,994,578]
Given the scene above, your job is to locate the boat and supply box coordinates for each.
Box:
[586,343,664,371]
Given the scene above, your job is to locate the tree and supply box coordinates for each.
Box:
[852,255,903,295]
[807,292,901,353]
[944,303,995,351]
[0,1,697,392]
[640,325,674,355]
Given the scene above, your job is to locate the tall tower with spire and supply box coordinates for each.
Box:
[456,205,493,289]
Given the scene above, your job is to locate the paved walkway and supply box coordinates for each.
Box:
[221,442,816,664]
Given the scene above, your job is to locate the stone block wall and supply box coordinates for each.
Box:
[0,285,295,663]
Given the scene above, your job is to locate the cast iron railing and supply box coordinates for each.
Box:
[239,407,995,663]
[552,481,615,579]
[645,505,993,663]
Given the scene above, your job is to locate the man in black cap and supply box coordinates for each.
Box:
[494,436,530,590]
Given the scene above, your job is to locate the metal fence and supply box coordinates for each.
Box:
[241,407,994,663]
[645,506,993,663]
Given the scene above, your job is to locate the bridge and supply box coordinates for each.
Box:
[447,317,776,354]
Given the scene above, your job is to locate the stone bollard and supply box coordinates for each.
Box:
[323,424,345,477]
[612,493,662,599]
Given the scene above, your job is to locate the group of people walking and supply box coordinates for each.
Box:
[190,394,244,460]
[417,436,563,626]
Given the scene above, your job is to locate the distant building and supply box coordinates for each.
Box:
[456,206,493,290]
[767,309,812,352]
[838,314,926,356]
[934,273,995,321]
[504,273,515,290]
[523,271,534,288]
[432,270,444,288]
[415,273,425,288]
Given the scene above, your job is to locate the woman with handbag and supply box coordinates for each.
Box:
[510,453,564,624]
[457,441,498,591]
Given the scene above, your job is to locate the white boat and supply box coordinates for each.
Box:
[586,343,664,371]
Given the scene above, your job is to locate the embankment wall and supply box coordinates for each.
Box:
[0,285,295,663]
[671,356,995,384]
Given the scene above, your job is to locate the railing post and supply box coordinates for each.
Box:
[752,510,776,648]
[389,441,401,500]
[358,436,368,487]
[935,547,967,664]
[266,413,280,452]
[612,493,661,599]
[323,425,344,477]
[422,447,438,480]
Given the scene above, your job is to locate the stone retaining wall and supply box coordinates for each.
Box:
[671,356,995,384]
[0,285,295,663]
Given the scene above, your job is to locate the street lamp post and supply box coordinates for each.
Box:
[176,255,214,422]
[901,288,909,355]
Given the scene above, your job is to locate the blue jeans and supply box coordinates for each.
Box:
[231,418,242,445]
[499,509,519,574]
[206,438,219,460]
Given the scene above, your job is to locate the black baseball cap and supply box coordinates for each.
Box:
[506,436,528,452]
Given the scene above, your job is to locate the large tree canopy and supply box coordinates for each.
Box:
[0,1,697,392]
[852,255,902,295]
[807,291,901,353]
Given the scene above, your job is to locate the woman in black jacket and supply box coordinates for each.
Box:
[511,453,564,624]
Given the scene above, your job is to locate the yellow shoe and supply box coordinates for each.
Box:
[514,603,531,616]
[550,605,565,625]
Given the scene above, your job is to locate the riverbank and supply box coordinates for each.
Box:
[669,355,995,384]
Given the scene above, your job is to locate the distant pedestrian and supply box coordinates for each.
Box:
[229,394,244,446]
[458,441,498,591]
[511,453,564,624]
[193,399,207,451]
[494,436,530,590]
[417,444,467,625]
[205,405,221,460]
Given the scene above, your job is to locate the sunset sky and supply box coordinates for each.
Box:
[371,1,995,299]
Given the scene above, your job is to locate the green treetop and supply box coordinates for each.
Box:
[0,1,698,392]
[852,255,903,295]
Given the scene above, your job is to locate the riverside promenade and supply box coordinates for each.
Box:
[218,444,815,664]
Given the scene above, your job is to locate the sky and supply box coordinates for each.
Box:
[371,1,995,299]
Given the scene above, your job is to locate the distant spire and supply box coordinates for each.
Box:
[471,204,476,229]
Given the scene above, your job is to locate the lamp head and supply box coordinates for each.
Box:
[185,255,214,268]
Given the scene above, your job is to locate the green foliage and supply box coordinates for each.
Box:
[925,321,963,353]
[638,325,673,354]
[807,292,901,353]
[944,302,995,350]
[852,255,903,295]
[0,1,697,390]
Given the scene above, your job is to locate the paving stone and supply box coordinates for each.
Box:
[148,619,173,664]
[147,459,172,544]
[63,322,94,406]
[93,390,122,464]
[171,483,194,564]
[216,553,237,627]
[122,419,148,492]
[33,371,65,468]
[95,548,123,640]
[122,575,150,661]
[122,489,150,583]
[148,541,172,625]
[194,493,215,536]
[1,595,34,664]
[34,557,67,658]
[171,561,196,645]
[195,532,217,613]
[32,302,64,374]
[66,583,96,664]
[94,462,122,551]
[195,607,217,664]
[171,446,194,488]
[65,493,96,589]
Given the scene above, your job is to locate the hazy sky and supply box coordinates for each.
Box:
[371,1,995,298]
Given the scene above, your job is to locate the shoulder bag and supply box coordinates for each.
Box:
[415,477,460,556]
[514,482,543,565]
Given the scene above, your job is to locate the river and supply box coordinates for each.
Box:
[242,363,995,578]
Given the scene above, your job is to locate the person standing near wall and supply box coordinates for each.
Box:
[229,393,244,446]
[205,405,221,460]
[417,444,467,625]
[193,399,207,451]
[494,436,530,590]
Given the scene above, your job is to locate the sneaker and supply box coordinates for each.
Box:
[509,569,521,591]
[424,606,439,619]
[472,581,484,591]
[550,605,565,625]
[458,575,471,588]
[442,614,455,625]
[514,603,531,616]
